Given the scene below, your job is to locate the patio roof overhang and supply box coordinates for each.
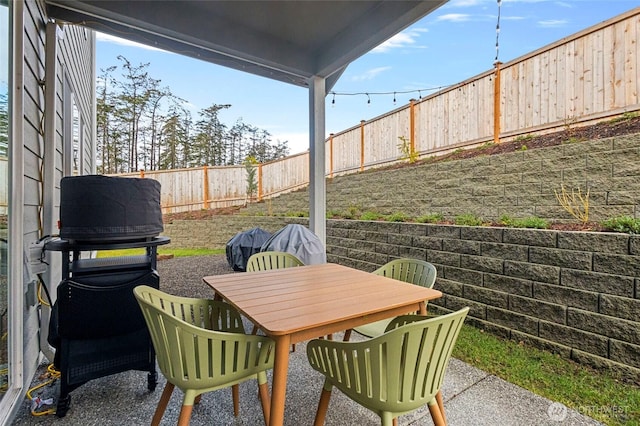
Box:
[43,0,448,244]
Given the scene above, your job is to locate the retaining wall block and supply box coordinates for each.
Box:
[570,348,640,383]
[567,308,640,346]
[460,226,504,242]
[445,295,487,320]
[443,266,483,285]
[510,330,572,358]
[557,232,629,254]
[442,239,482,255]
[504,260,560,284]
[374,242,400,256]
[599,294,640,321]
[560,269,634,297]
[538,321,608,357]
[503,228,558,247]
[427,250,461,267]
[460,254,504,274]
[463,284,509,308]
[609,339,640,369]
[528,247,593,270]
[484,273,533,297]
[509,295,566,324]
[486,306,539,334]
[481,242,529,261]
[434,278,463,297]
[593,252,640,276]
[532,282,599,312]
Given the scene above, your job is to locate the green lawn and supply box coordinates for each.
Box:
[95,247,224,258]
[453,325,640,426]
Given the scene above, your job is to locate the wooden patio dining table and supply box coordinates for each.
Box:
[203,263,443,426]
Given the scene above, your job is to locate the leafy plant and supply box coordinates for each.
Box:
[609,111,638,123]
[341,205,362,219]
[500,215,549,229]
[601,216,640,234]
[360,211,383,221]
[554,184,589,223]
[384,212,409,222]
[397,135,419,163]
[519,145,528,151]
[243,155,259,204]
[454,213,484,226]
[416,213,444,223]
[326,209,342,219]
[286,211,308,218]
[514,134,535,142]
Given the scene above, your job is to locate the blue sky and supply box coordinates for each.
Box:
[96,0,640,154]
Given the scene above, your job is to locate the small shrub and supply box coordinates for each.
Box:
[360,211,383,221]
[326,209,342,218]
[519,145,528,151]
[385,212,409,222]
[609,111,638,123]
[514,134,535,142]
[341,205,362,219]
[601,216,640,234]
[454,213,484,226]
[416,213,444,223]
[397,135,419,163]
[554,184,589,223]
[286,211,308,218]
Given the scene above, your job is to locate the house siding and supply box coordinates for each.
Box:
[16,0,95,419]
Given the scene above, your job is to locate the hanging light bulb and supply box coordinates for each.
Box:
[393,92,397,105]
[366,93,371,105]
[331,93,335,107]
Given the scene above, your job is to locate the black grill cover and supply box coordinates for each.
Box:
[59,175,163,242]
[226,227,272,271]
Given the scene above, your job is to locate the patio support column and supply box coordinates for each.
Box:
[308,76,326,247]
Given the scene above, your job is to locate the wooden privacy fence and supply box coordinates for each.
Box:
[119,8,640,214]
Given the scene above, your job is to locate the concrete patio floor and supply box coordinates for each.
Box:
[12,330,602,426]
[10,256,605,425]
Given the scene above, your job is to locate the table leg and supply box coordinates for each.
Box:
[418,301,427,315]
[269,335,291,426]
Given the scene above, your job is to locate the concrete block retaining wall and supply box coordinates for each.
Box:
[163,217,640,379]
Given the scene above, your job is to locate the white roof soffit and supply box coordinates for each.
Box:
[45,0,448,91]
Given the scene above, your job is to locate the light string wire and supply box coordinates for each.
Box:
[495,0,502,64]
[329,86,451,106]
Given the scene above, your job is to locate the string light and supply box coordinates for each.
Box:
[328,85,449,106]
[495,0,502,64]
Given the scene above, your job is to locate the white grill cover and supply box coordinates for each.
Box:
[260,224,326,265]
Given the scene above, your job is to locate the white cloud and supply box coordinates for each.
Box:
[271,132,309,155]
[96,32,166,52]
[538,19,568,27]
[350,66,392,82]
[373,28,428,53]
[437,13,472,23]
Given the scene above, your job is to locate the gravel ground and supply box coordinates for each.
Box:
[157,254,236,298]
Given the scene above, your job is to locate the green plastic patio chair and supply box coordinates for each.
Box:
[307,307,469,426]
[343,258,437,341]
[246,251,304,272]
[246,251,305,346]
[133,285,275,426]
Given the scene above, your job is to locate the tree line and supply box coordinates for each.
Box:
[97,56,289,174]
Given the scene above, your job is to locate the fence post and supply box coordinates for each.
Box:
[257,163,263,201]
[139,170,145,178]
[493,61,502,144]
[360,120,366,171]
[203,165,209,209]
[329,133,334,178]
[409,99,416,155]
